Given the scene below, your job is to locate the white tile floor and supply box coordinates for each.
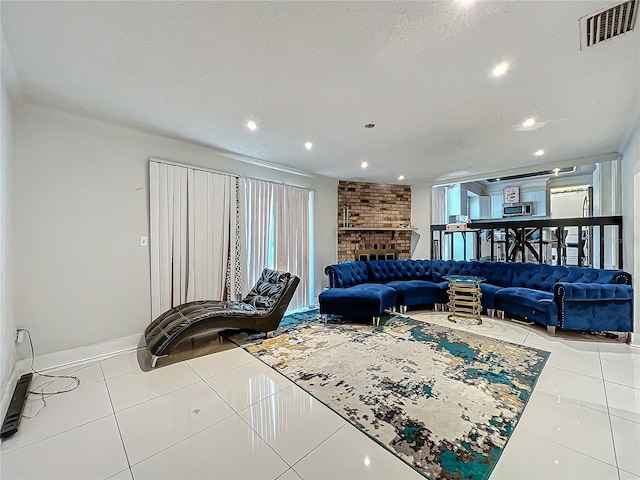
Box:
[1,310,639,480]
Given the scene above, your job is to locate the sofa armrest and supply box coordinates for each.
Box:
[553,282,633,331]
[554,282,633,302]
[325,261,369,288]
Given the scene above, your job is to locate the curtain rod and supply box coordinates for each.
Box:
[244,177,312,192]
[150,158,312,192]
[150,158,237,178]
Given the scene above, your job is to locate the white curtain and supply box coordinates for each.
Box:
[149,161,241,319]
[244,178,311,311]
[432,186,449,260]
[432,186,449,224]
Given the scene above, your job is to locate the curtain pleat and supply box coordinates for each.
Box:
[244,178,311,311]
[151,161,309,318]
[431,186,449,259]
[150,161,240,319]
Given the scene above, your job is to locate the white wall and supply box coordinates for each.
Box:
[621,111,640,346]
[12,105,338,355]
[410,183,431,259]
[1,77,16,401]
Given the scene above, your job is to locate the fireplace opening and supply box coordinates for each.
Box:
[355,249,397,261]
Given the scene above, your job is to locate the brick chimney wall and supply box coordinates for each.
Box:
[337,181,412,262]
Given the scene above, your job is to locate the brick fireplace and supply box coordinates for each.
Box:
[337,181,412,263]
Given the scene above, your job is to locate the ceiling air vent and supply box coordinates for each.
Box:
[580,0,637,49]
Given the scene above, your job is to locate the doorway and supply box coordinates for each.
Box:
[549,185,592,266]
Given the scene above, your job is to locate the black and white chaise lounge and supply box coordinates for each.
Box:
[144,268,300,367]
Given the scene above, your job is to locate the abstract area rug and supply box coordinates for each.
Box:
[228,309,549,480]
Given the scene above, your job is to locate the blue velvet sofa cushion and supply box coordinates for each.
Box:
[494,287,557,326]
[386,280,448,306]
[480,283,503,310]
[319,283,396,317]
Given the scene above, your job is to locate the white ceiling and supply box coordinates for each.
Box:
[2,1,639,185]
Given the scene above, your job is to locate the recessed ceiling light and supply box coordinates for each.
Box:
[512,119,547,132]
[361,162,368,169]
[492,62,509,77]
[398,175,405,180]
[534,149,545,156]
[305,142,312,150]
[247,121,257,131]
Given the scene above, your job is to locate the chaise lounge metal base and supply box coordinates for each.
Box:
[144,269,299,367]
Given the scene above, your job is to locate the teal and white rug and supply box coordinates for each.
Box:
[229,309,549,480]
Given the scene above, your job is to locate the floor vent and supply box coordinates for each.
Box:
[580,0,637,49]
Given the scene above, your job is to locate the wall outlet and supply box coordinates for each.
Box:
[15,329,25,343]
[140,236,148,247]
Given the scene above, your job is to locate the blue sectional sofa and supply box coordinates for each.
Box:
[319,259,633,335]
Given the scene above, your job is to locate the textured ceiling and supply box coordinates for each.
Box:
[1,1,639,184]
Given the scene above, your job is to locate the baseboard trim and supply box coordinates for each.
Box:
[629,332,640,348]
[0,362,22,424]
[14,333,142,379]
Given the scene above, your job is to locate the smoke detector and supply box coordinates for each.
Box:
[579,0,637,49]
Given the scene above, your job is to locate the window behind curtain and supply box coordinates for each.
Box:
[244,178,312,311]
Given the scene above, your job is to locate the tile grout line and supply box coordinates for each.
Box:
[118,359,290,470]
[235,405,296,473]
[121,410,240,470]
[602,377,640,390]
[544,364,605,381]
[288,423,349,471]
[530,366,612,416]
[1,413,114,455]
[234,384,294,415]
[108,366,203,414]
[185,357,296,413]
[607,404,640,425]
[72,347,146,382]
[274,468,303,480]
[186,357,259,382]
[599,347,622,479]
[518,425,621,470]
[1,378,115,455]
[184,360,244,414]
[100,361,134,477]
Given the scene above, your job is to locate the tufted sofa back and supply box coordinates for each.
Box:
[431,260,464,282]
[479,262,516,287]
[509,264,567,291]
[326,259,632,290]
[559,266,631,285]
[366,260,431,283]
[325,261,369,288]
[431,260,515,287]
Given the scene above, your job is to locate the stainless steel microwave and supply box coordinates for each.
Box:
[503,203,533,217]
